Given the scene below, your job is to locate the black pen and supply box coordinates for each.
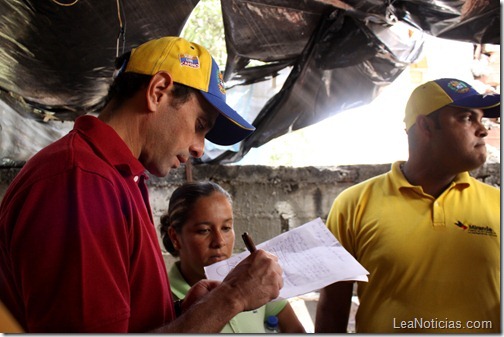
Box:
[242,232,257,253]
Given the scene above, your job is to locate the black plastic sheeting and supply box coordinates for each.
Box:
[0,0,500,164]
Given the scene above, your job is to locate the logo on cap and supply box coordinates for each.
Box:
[217,70,226,95]
[179,54,200,69]
[447,80,470,94]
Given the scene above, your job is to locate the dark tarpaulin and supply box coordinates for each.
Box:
[0,0,198,120]
[0,0,499,164]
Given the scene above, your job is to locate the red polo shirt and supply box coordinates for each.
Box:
[0,115,175,332]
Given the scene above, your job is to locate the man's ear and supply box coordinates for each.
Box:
[416,115,433,137]
[146,71,173,112]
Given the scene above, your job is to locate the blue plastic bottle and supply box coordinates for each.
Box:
[264,315,279,333]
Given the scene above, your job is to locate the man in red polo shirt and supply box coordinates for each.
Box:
[0,36,283,332]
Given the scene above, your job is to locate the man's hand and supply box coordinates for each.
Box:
[221,249,283,311]
[181,280,222,313]
[154,250,283,333]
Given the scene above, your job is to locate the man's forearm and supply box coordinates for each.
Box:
[315,281,353,332]
[151,284,243,333]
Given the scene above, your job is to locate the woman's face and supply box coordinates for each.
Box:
[174,191,235,283]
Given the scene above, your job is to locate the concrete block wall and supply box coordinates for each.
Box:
[147,164,391,250]
[146,163,500,254]
[0,163,500,267]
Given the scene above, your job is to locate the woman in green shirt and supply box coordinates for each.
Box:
[159,181,305,333]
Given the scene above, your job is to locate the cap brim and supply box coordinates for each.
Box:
[482,105,501,118]
[201,91,255,146]
[451,93,501,118]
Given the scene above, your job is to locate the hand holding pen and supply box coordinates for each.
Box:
[212,231,283,311]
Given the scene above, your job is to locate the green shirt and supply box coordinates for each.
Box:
[169,262,287,333]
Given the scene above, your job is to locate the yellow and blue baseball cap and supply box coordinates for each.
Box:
[124,36,255,145]
[404,78,500,130]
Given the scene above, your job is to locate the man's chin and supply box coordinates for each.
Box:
[466,156,487,172]
[147,166,170,178]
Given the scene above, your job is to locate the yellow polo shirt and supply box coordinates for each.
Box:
[327,161,500,333]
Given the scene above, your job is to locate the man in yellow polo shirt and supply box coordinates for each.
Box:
[315,78,500,333]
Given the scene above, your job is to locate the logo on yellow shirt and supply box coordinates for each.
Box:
[454,221,467,230]
[454,221,497,237]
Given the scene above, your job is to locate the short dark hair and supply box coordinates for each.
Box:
[104,51,198,109]
[159,181,232,257]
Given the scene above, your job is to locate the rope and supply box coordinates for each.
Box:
[50,0,80,7]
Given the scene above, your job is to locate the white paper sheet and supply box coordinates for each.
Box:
[204,217,369,300]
